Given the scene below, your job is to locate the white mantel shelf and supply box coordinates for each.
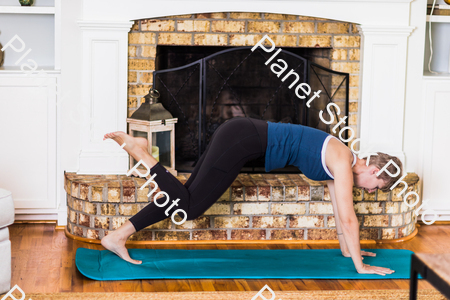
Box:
[0,6,55,14]
[426,15,450,22]
[423,71,450,78]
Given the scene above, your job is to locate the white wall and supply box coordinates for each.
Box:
[0,14,54,68]
[424,22,450,73]
[57,0,82,224]
[404,0,427,176]
[60,0,82,172]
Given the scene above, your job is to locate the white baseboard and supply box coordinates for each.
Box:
[57,208,68,226]
[14,208,66,225]
[418,209,450,222]
[14,214,58,221]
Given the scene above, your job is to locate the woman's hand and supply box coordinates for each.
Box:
[342,250,376,258]
[357,263,395,276]
[361,250,376,257]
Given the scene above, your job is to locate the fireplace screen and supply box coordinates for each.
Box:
[153,46,349,173]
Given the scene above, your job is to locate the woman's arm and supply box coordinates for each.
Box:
[327,180,376,258]
[331,163,394,275]
[326,180,350,256]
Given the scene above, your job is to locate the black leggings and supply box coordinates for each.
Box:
[129,117,268,231]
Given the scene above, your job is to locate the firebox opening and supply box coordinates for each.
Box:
[152,46,347,174]
[156,45,331,71]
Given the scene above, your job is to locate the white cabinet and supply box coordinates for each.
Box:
[0,0,61,217]
[421,77,450,219]
[0,75,58,210]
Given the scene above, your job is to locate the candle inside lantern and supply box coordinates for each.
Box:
[152,145,159,162]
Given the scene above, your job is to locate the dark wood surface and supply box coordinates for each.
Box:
[415,253,450,285]
[8,223,449,293]
[409,253,450,300]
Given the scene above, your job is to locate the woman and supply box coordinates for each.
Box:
[101,117,401,276]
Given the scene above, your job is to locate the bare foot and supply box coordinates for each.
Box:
[104,131,153,175]
[101,231,142,265]
[103,131,148,153]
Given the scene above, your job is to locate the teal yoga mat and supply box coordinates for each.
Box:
[76,248,420,280]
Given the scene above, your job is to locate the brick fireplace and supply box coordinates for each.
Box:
[127,12,360,175]
[127,12,360,143]
[65,11,419,242]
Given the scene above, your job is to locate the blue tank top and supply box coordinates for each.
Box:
[265,121,344,181]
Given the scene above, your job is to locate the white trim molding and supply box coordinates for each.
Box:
[76,20,133,174]
[356,25,416,165]
[421,79,450,214]
[358,25,416,36]
[77,20,135,30]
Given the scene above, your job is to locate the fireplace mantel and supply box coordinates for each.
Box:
[76,0,415,174]
[80,0,414,25]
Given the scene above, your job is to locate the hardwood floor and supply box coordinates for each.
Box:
[8,223,449,293]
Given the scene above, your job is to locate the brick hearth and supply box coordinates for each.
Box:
[64,171,419,242]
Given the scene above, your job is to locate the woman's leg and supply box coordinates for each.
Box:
[101,117,267,264]
[100,132,161,264]
[128,117,268,226]
[184,119,230,189]
[180,117,268,218]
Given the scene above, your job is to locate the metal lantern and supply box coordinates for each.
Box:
[126,88,178,176]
